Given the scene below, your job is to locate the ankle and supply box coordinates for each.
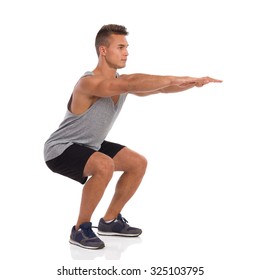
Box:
[103,215,117,222]
[76,220,91,230]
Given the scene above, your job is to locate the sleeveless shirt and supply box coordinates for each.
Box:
[44,71,127,161]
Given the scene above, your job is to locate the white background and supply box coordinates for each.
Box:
[1,0,259,279]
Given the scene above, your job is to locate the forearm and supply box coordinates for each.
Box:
[122,75,222,96]
[119,73,191,93]
[161,84,195,94]
[130,84,196,97]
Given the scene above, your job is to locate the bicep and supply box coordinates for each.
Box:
[95,78,129,97]
[76,76,129,98]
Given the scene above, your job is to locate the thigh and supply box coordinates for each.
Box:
[83,140,125,177]
[83,151,114,177]
[113,147,147,172]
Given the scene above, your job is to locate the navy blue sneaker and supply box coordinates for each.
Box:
[69,222,105,249]
[98,214,142,237]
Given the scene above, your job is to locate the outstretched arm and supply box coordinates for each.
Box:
[77,73,222,98]
[130,76,222,96]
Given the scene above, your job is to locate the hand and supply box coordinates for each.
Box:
[180,76,223,87]
[195,77,222,87]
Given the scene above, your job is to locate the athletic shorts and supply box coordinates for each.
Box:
[45,141,125,184]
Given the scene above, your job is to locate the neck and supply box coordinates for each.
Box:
[93,60,118,78]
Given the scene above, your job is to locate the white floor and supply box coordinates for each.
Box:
[70,235,142,260]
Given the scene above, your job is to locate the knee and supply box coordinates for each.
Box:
[97,158,115,177]
[140,154,148,173]
[96,158,115,179]
[133,154,148,175]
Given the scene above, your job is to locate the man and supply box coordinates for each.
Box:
[44,24,222,250]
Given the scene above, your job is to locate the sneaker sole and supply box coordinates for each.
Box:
[97,230,142,237]
[69,239,105,250]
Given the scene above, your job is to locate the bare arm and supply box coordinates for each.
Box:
[119,74,185,92]
[131,76,223,96]
[133,84,196,96]
[77,73,222,98]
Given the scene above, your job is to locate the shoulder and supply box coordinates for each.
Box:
[79,73,105,86]
[74,71,130,98]
[74,74,105,96]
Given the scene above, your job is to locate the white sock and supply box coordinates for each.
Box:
[104,219,114,223]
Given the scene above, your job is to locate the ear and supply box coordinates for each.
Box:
[99,46,107,56]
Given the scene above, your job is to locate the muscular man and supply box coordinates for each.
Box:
[44,24,222,250]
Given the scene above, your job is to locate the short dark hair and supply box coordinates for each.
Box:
[95,24,128,56]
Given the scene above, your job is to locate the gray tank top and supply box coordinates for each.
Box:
[44,71,127,161]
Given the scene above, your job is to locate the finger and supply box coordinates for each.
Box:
[207,77,223,83]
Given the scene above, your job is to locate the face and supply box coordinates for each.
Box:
[101,34,129,69]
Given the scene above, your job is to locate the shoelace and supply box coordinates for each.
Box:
[118,214,128,224]
[82,227,96,238]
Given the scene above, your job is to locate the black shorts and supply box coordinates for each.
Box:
[45,141,125,184]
